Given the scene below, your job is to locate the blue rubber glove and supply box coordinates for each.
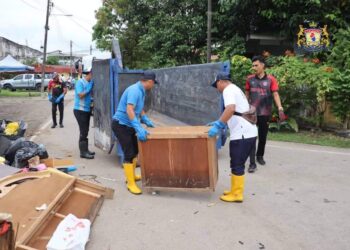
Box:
[206,121,215,126]
[48,94,52,102]
[140,114,155,127]
[208,120,226,137]
[130,117,149,142]
[85,80,94,94]
[55,93,65,104]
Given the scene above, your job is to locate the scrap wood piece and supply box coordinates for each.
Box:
[40,158,74,168]
[0,169,75,246]
[75,178,114,199]
[0,171,52,189]
[0,168,114,249]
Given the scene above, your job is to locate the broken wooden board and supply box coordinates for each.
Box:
[0,168,114,250]
[138,126,218,192]
[40,158,74,168]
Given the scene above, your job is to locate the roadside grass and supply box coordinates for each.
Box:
[0,89,40,97]
[268,130,350,148]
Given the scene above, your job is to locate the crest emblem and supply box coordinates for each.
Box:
[296,21,331,52]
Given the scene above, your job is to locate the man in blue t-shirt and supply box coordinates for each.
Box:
[112,71,158,195]
[73,67,95,159]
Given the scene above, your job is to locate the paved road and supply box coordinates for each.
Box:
[31,99,350,250]
[0,90,74,137]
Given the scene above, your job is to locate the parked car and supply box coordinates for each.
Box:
[0,74,50,91]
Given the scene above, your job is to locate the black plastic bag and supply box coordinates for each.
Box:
[0,135,12,156]
[5,140,48,167]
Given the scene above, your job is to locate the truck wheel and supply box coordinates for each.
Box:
[35,83,41,91]
[3,84,13,91]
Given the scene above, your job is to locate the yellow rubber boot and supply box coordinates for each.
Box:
[123,163,142,195]
[220,175,244,202]
[132,158,141,181]
[223,174,232,195]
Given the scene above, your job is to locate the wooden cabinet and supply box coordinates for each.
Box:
[138,126,218,192]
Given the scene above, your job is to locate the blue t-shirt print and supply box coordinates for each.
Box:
[74,78,92,112]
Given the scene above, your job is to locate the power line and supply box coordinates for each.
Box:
[18,0,42,11]
[53,4,93,34]
[49,13,93,54]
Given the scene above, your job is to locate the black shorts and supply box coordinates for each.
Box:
[111,119,138,163]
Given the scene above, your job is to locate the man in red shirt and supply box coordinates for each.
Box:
[245,56,285,173]
[47,73,67,128]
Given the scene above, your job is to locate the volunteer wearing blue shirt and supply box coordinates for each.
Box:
[73,67,95,159]
[112,71,158,195]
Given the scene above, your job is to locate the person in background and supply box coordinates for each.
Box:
[245,55,286,173]
[61,74,66,83]
[73,67,95,159]
[47,72,67,128]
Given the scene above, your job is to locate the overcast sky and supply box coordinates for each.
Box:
[0,0,102,55]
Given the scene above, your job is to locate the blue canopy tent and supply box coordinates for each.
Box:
[0,55,34,72]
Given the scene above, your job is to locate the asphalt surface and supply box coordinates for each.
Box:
[11,93,350,250]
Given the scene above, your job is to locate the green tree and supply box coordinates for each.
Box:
[46,56,59,65]
[267,56,333,128]
[218,0,350,40]
[327,28,350,129]
[93,0,211,68]
[216,35,246,61]
[93,0,350,68]
[22,57,37,66]
[93,0,155,68]
[139,0,208,67]
[230,55,252,88]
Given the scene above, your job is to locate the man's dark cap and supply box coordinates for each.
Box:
[142,71,158,84]
[211,72,231,88]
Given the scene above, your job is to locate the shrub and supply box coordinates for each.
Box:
[230,55,252,89]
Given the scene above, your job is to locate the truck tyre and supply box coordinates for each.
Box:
[3,84,14,91]
[35,83,41,91]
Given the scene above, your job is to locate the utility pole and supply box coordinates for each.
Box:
[90,45,92,55]
[41,0,52,95]
[207,0,212,63]
[70,40,73,77]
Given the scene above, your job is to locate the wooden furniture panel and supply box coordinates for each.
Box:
[139,126,218,192]
[57,189,102,219]
[27,215,62,249]
[0,169,114,250]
